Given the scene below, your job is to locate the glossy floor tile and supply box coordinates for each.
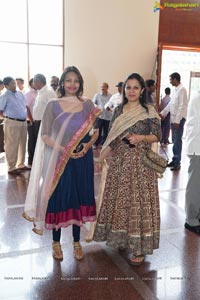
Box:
[0,141,200,300]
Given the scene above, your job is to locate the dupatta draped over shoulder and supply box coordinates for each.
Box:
[101,104,160,155]
[23,96,101,234]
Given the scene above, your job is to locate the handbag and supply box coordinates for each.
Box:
[142,145,169,174]
[141,119,169,174]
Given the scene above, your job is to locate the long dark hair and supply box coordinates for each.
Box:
[122,72,148,111]
[58,66,84,98]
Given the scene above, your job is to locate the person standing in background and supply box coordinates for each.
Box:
[160,72,188,171]
[105,81,123,112]
[145,79,156,105]
[184,91,200,234]
[24,78,37,166]
[0,77,30,174]
[0,80,5,152]
[0,80,4,94]
[32,74,56,140]
[16,78,26,94]
[159,87,171,145]
[50,76,59,93]
[93,82,112,148]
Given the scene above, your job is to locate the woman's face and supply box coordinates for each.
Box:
[63,71,80,96]
[125,78,143,103]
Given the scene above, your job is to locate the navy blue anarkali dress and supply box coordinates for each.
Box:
[45,103,96,231]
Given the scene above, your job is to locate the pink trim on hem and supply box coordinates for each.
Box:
[45,205,96,230]
[45,216,96,231]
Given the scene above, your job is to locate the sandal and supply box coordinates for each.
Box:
[52,242,63,261]
[129,255,144,266]
[22,212,34,222]
[73,242,84,260]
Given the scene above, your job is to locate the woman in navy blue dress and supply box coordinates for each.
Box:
[23,66,101,261]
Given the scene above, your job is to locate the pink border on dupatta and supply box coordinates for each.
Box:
[50,106,101,197]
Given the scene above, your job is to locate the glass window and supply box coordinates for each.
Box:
[160,50,200,98]
[28,0,63,45]
[0,0,27,42]
[0,0,63,85]
[29,45,63,80]
[0,42,28,82]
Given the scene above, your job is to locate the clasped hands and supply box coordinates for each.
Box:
[123,133,143,145]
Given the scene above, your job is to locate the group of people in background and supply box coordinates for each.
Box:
[0,75,57,174]
[0,73,158,165]
[1,66,199,267]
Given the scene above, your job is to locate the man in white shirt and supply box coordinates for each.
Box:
[33,74,56,142]
[50,75,59,93]
[105,81,123,112]
[92,82,112,147]
[159,87,171,145]
[160,72,188,171]
[16,78,26,94]
[184,91,200,234]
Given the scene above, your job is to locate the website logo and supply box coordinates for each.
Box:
[153,1,164,12]
[164,2,199,10]
[154,2,200,12]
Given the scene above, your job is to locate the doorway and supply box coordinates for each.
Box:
[156,44,200,104]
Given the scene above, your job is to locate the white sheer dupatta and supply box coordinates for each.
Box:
[23,97,101,235]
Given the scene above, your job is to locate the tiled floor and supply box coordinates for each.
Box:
[0,142,200,300]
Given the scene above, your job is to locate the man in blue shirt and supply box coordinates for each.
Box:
[0,77,30,175]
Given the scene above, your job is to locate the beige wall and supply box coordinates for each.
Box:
[64,0,159,98]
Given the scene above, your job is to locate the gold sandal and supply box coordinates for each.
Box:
[73,242,84,260]
[129,255,144,266]
[52,242,63,261]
